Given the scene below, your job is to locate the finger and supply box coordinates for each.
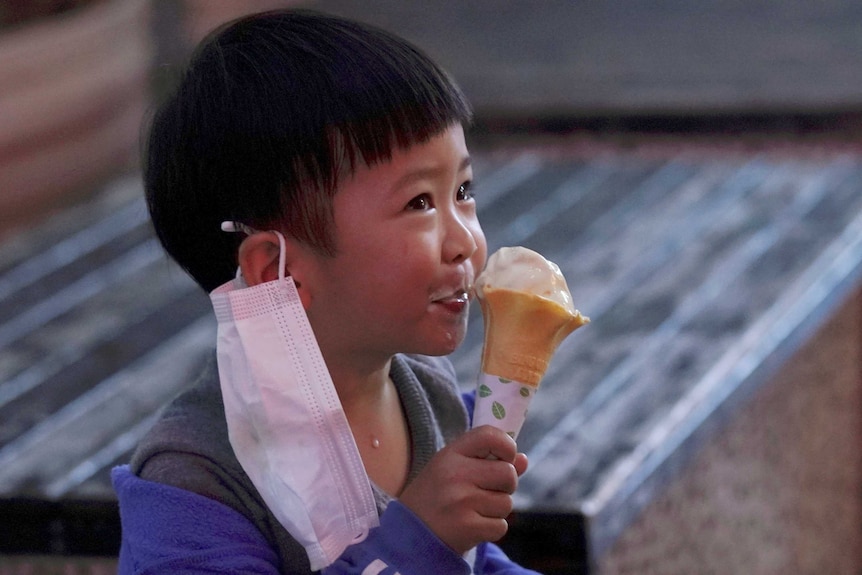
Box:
[456,425,518,463]
[513,452,529,476]
[471,515,509,543]
[472,491,514,520]
[474,459,519,493]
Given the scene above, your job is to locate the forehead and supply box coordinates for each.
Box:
[341,124,470,194]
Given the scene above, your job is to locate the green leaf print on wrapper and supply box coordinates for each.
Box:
[492,401,506,420]
[473,372,535,441]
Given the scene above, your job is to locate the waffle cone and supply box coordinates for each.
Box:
[479,287,588,387]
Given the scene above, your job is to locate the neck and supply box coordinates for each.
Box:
[328,354,410,497]
[326,355,394,413]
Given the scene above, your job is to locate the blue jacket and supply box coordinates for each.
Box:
[112,354,540,574]
[113,466,535,574]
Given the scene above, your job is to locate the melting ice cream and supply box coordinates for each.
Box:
[475,246,589,387]
[471,246,589,439]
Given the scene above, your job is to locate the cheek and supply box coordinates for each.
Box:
[392,226,437,266]
[471,221,489,272]
[358,238,424,294]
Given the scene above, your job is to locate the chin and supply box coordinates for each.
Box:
[400,320,468,357]
[400,336,462,358]
[433,330,467,356]
[422,347,459,358]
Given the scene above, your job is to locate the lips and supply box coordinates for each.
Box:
[431,289,470,314]
[434,290,469,303]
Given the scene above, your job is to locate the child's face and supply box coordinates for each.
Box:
[299,123,487,363]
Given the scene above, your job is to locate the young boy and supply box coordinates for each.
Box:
[112,9,538,574]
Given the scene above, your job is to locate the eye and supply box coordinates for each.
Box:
[456,181,474,202]
[406,193,432,211]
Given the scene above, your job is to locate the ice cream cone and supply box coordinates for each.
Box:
[479,287,588,387]
[472,246,589,439]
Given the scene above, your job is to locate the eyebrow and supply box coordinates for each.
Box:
[391,155,472,192]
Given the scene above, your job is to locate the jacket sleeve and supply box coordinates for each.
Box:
[475,542,543,574]
[112,465,280,574]
[326,501,544,574]
[114,465,470,575]
[324,500,470,574]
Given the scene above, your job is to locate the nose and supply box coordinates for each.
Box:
[442,209,483,265]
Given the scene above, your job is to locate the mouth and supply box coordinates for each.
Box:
[431,289,470,314]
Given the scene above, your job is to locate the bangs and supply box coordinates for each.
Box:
[212,10,473,210]
[324,29,473,171]
[269,14,474,194]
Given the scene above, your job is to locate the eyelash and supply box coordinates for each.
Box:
[406,181,474,211]
[457,181,474,201]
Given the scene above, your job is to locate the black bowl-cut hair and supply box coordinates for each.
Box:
[144,9,473,292]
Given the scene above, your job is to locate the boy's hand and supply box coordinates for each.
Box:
[399,425,529,555]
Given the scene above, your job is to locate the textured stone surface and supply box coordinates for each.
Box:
[599,290,862,574]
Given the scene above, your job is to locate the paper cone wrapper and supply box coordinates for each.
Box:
[472,373,536,440]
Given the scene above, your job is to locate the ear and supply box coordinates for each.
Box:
[237,232,314,309]
[238,232,281,286]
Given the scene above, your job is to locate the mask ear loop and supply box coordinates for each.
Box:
[221,221,287,282]
[221,221,257,235]
[272,231,287,281]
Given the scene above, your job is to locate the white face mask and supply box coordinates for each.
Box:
[209,226,378,571]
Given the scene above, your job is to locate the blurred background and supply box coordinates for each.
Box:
[4,0,862,238]
[2,1,862,573]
